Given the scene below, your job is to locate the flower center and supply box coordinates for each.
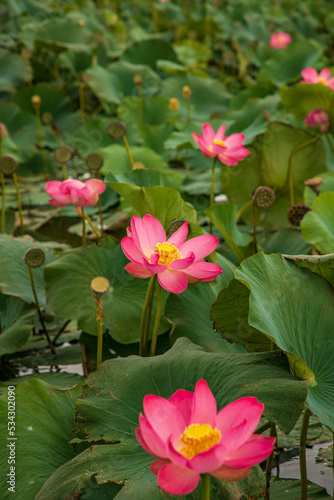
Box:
[317,77,328,86]
[212,139,227,147]
[178,423,222,460]
[154,242,181,267]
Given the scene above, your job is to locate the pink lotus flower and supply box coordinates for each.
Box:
[192,124,250,166]
[46,179,106,216]
[136,379,275,495]
[300,67,334,90]
[304,109,329,133]
[269,32,292,50]
[121,215,222,294]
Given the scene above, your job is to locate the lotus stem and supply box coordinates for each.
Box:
[12,173,24,235]
[288,135,320,206]
[35,106,48,178]
[28,267,54,352]
[300,408,311,500]
[139,275,156,356]
[96,305,103,367]
[236,199,253,220]
[1,172,5,233]
[209,156,217,235]
[82,208,86,247]
[186,99,191,122]
[142,276,155,356]
[83,211,101,239]
[265,425,277,499]
[201,473,210,500]
[79,81,86,125]
[252,200,258,253]
[123,136,134,166]
[53,56,62,87]
[255,420,272,435]
[138,85,143,128]
[150,283,162,357]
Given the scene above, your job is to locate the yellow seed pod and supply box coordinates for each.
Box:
[133,74,143,87]
[91,276,110,298]
[287,353,316,385]
[31,95,41,108]
[78,19,85,26]
[182,86,192,99]
[132,161,146,170]
[169,98,180,111]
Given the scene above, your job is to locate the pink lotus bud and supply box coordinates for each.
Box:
[304,109,329,133]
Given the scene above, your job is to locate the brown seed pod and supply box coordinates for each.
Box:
[167,219,187,238]
[0,155,19,175]
[24,248,45,268]
[54,147,72,164]
[304,177,323,195]
[252,186,275,209]
[107,120,127,139]
[287,204,311,226]
[31,95,41,108]
[91,276,110,297]
[85,153,104,171]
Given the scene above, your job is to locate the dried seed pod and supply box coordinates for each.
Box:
[91,276,110,297]
[167,219,187,238]
[252,186,275,209]
[24,248,45,268]
[107,120,127,139]
[0,123,8,141]
[85,153,104,171]
[0,155,19,175]
[287,204,311,226]
[42,112,53,125]
[54,147,72,164]
[182,86,192,99]
[132,161,146,170]
[169,98,180,111]
[31,95,41,108]
[304,176,323,195]
[21,48,33,59]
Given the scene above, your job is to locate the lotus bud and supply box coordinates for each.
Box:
[107,120,127,139]
[0,123,8,141]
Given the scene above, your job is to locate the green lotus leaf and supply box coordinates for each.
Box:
[301,192,334,254]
